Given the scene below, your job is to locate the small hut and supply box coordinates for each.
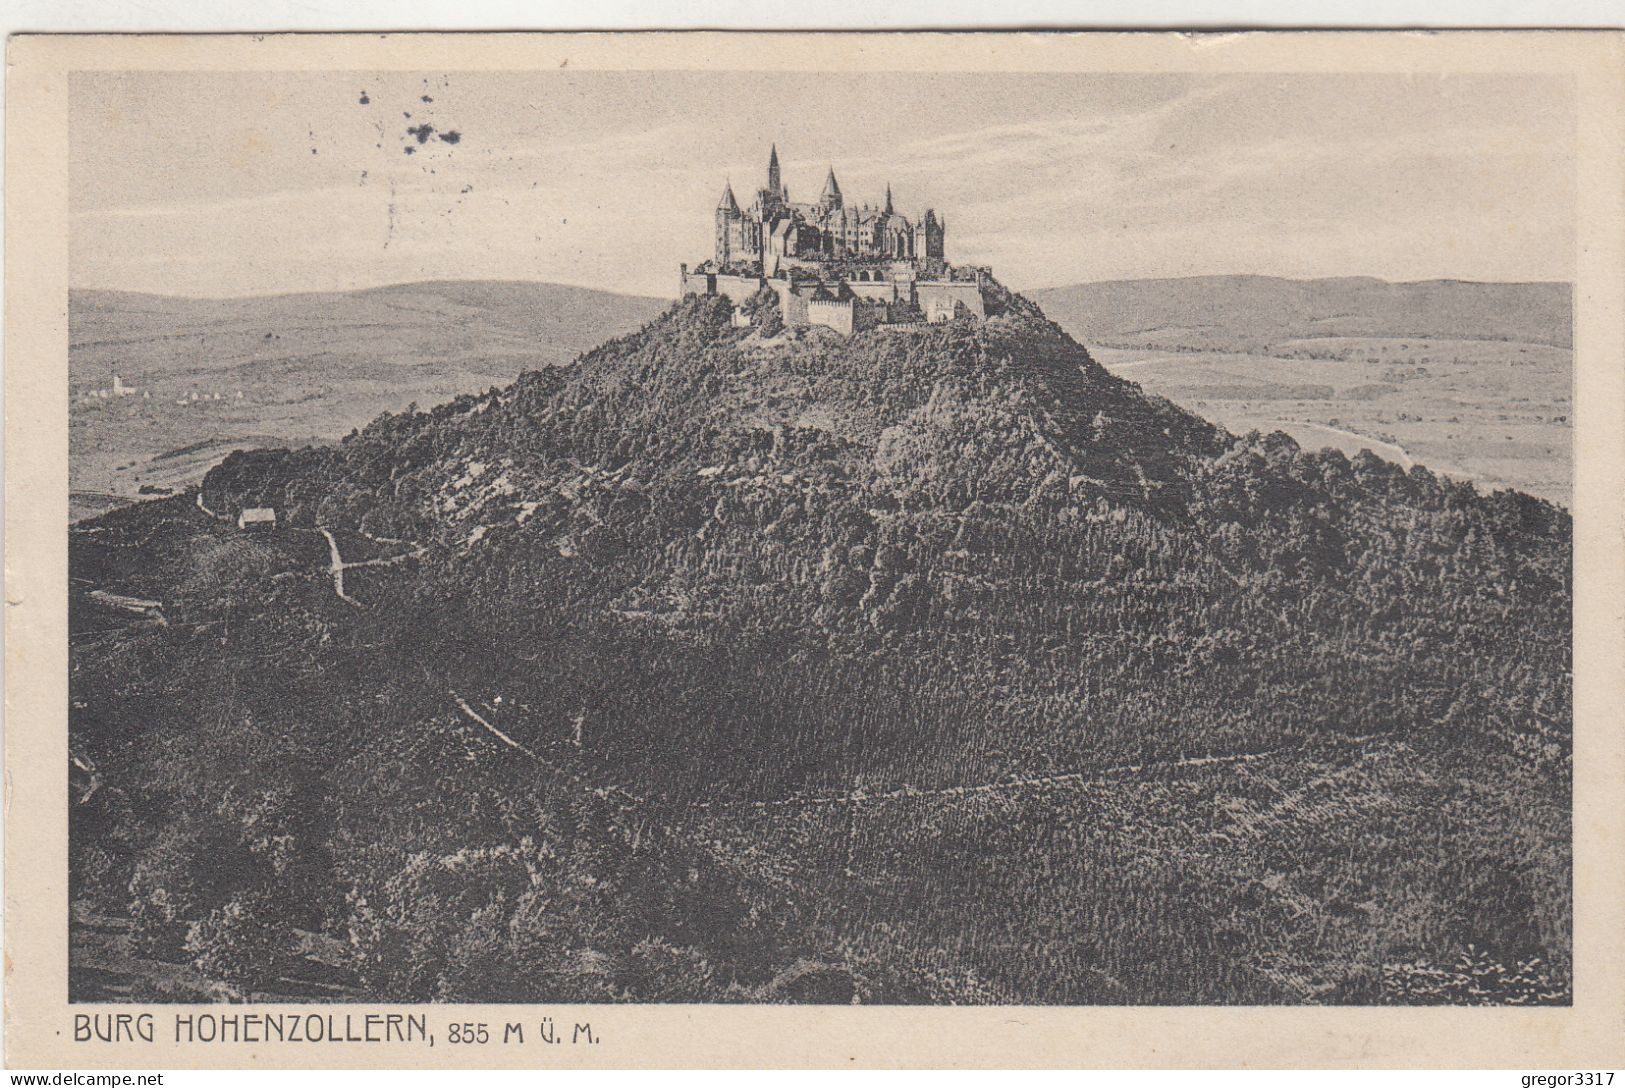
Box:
[238,507,277,532]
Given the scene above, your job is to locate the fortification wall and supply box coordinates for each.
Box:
[845,280,900,303]
[770,279,810,326]
[916,280,986,323]
[714,274,765,304]
[806,299,855,337]
[679,267,765,304]
[679,268,713,297]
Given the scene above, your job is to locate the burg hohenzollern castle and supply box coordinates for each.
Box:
[681,144,989,335]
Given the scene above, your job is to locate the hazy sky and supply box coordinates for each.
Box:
[70,70,1574,298]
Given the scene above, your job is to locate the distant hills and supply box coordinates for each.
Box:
[70,274,1572,520]
[69,281,666,518]
[1031,275,1572,352]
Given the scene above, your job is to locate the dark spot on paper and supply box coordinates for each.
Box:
[438,131,461,145]
[358,91,370,105]
[407,124,435,144]
[403,146,415,155]
[421,95,434,103]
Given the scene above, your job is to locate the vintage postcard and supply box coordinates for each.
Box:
[5,31,1624,1069]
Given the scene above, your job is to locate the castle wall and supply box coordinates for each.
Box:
[769,279,809,326]
[713,274,765,305]
[845,280,900,303]
[679,268,713,297]
[916,281,986,323]
[806,299,855,337]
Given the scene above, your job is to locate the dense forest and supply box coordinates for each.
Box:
[69,282,1571,1005]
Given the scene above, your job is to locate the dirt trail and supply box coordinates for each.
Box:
[690,743,1313,812]
[446,681,1391,819]
[570,731,1389,816]
[318,529,364,609]
[450,692,540,759]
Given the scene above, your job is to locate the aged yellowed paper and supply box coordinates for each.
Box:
[6,30,1624,1069]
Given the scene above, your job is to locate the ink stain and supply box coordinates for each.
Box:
[407,124,436,144]
[358,91,370,105]
[438,131,461,145]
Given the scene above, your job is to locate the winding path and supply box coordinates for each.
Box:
[318,529,364,609]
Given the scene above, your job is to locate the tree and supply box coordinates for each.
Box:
[185,889,293,999]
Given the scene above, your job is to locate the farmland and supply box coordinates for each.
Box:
[1033,276,1572,507]
[1090,336,1571,505]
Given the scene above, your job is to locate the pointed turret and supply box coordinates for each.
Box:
[767,144,782,197]
[884,183,894,216]
[820,166,843,211]
[717,180,740,214]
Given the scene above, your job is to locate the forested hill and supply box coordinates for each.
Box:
[72,282,1572,1005]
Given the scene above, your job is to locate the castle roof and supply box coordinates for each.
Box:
[717,181,739,213]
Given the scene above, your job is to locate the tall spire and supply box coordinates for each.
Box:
[767,144,782,197]
[884,182,894,215]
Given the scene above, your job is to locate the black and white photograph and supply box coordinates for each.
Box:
[56,58,1583,1012]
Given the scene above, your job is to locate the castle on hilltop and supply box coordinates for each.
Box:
[681,144,988,335]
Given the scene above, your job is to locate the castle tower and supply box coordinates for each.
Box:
[715,181,742,266]
[922,208,946,260]
[883,183,894,216]
[767,144,783,198]
[819,167,843,214]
